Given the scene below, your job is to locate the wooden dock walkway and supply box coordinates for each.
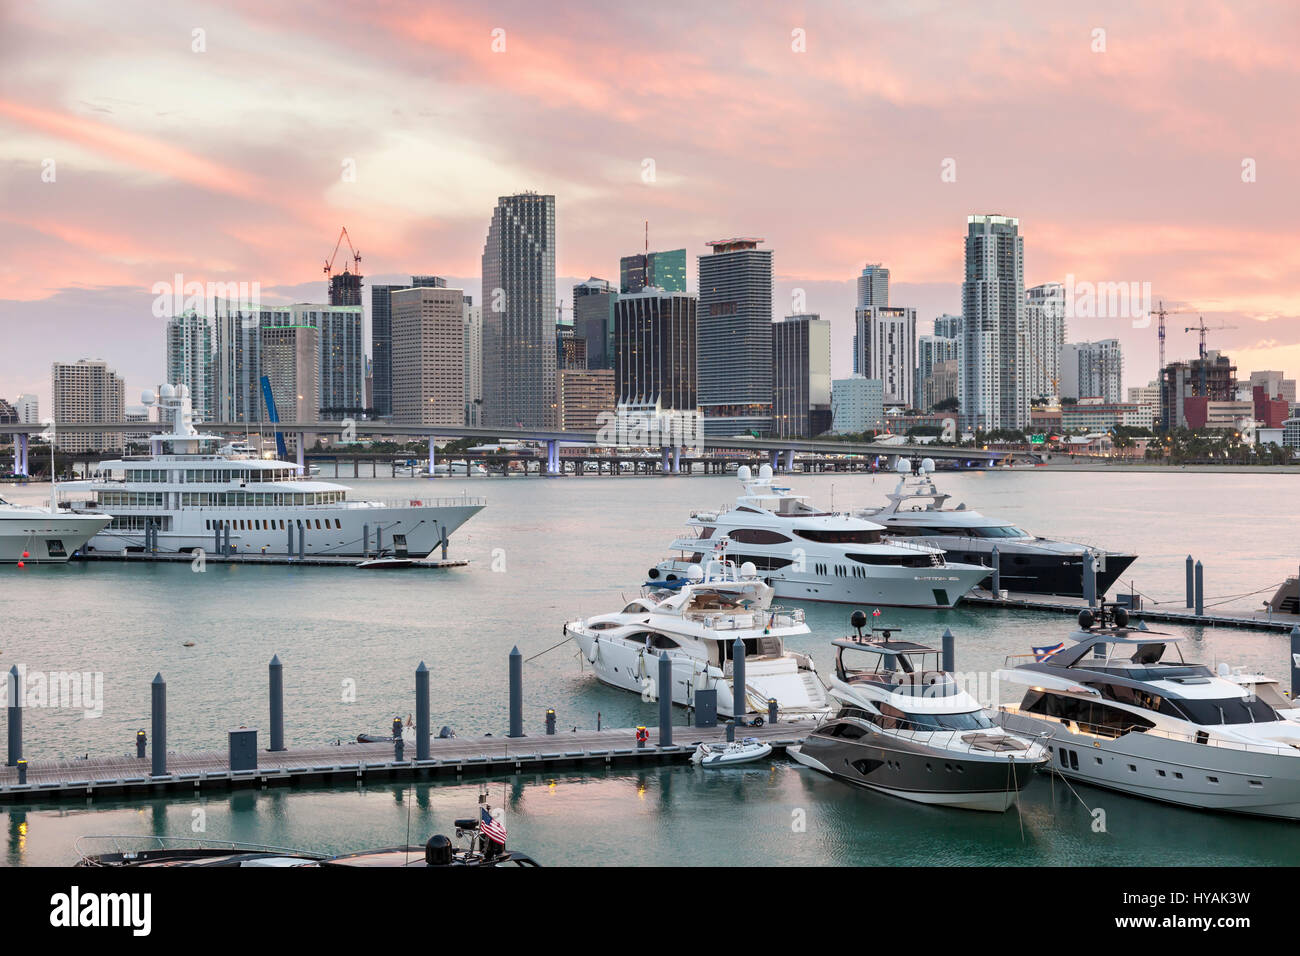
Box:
[964,589,1300,632]
[0,723,806,805]
[75,552,469,569]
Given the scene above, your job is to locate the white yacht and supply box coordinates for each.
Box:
[60,385,485,559]
[856,458,1138,597]
[566,559,830,721]
[649,465,988,608]
[789,617,1048,811]
[997,604,1300,820]
[0,495,111,563]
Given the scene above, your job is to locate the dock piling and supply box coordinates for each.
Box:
[1291,626,1300,701]
[1185,555,1194,608]
[286,522,293,557]
[545,709,556,735]
[732,637,746,727]
[298,524,305,560]
[15,759,25,785]
[415,662,430,760]
[1083,551,1097,608]
[150,673,167,777]
[394,736,405,762]
[136,730,146,759]
[767,698,778,725]
[991,547,1001,594]
[1195,561,1204,616]
[363,523,370,557]
[507,647,524,738]
[941,628,955,672]
[6,665,21,767]
[658,654,672,747]
[392,717,402,740]
[268,655,285,752]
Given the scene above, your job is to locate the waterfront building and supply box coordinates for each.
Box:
[620,249,686,295]
[556,368,615,431]
[1283,417,1300,449]
[1252,386,1291,429]
[1060,339,1123,403]
[697,238,773,436]
[1061,398,1143,432]
[390,286,464,426]
[854,305,916,408]
[463,298,483,426]
[831,376,885,435]
[372,275,447,418]
[772,313,832,438]
[573,277,617,369]
[259,325,318,425]
[917,334,960,410]
[613,287,698,421]
[50,359,125,453]
[481,192,557,428]
[165,311,217,422]
[1125,382,1161,430]
[1025,282,1066,402]
[1160,351,1237,430]
[960,214,1028,431]
[1249,370,1297,406]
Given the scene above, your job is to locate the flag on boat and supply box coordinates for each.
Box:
[1032,642,1065,662]
[480,806,507,844]
[872,608,881,618]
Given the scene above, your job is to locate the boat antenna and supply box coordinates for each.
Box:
[46,420,58,512]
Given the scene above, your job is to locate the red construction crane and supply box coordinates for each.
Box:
[323,226,361,280]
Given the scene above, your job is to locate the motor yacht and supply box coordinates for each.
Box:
[996,604,1300,820]
[855,457,1138,597]
[59,384,484,559]
[0,495,110,563]
[788,614,1048,811]
[567,558,830,721]
[649,465,988,609]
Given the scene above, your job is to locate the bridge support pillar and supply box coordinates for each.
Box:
[13,432,27,477]
[783,449,794,472]
[428,437,436,477]
[546,440,560,475]
[661,446,670,474]
[672,446,681,474]
[295,435,305,475]
[769,450,779,471]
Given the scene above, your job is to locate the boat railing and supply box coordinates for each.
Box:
[72,495,487,512]
[74,834,316,863]
[683,606,804,630]
[998,706,1300,757]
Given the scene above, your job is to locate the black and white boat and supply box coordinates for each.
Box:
[788,613,1049,811]
[997,604,1300,820]
[855,458,1137,597]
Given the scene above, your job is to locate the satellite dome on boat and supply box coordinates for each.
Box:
[159,384,175,399]
[140,389,156,406]
[740,561,757,579]
[736,465,751,481]
[921,457,936,473]
[758,464,773,479]
[687,565,704,581]
[895,459,910,474]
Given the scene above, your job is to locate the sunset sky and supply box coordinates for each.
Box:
[2,0,1298,411]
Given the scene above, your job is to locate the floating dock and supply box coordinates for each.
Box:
[0,724,804,804]
[74,552,469,569]
[965,589,1300,632]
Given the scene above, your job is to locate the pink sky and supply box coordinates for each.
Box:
[2,0,1299,411]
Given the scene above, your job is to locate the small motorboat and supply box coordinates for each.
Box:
[691,737,772,767]
[356,552,420,569]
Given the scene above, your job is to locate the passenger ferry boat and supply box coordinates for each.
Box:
[61,385,485,559]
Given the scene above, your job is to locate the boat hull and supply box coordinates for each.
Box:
[925,540,1138,597]
[0,513,112,564]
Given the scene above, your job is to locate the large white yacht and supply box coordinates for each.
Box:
[649,466,988,608]
[60,385,485,559]
[855,458,1138,597]
[566,558,830,721]
[997,604,1300,820]
[0,495,111,563]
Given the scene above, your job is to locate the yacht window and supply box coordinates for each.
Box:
[794,529,882,544]
[1167,697,1280,725]
[622,603,647,614]
[969,526,1029,538]
[727,528,792,545]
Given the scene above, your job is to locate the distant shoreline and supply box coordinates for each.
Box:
[1030,460,1300,474]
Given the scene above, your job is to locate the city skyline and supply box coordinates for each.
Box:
[2,1,1298,410]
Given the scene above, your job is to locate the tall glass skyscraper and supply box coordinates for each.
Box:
[856,263,890,308]
[620,249,687,294]
[372,275,446,418]
[481,193,557,428]
[697,238,773,435]
[960,215,1027,431]
[572,277,617,370]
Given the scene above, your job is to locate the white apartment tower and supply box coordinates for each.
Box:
[1025,282,1066,402]
[960,214,1027,431]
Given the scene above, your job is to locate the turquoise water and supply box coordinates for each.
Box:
[2,470,1298,864]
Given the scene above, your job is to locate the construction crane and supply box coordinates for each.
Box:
[1147,299,1193,377]
[323,226,362,282]
[1183,317,1238,396]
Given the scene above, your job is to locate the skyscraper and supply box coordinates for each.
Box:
[960,214,1027,431]
[854,306,916,407]
[933,314,962,339]
[165,311,216,422]
[613,288,698,416]
[772,314,832,438]
[297,303,365,419]
[572,277,617,369]
[619,249,687,295]
[15,394,38,424]
[856,263,890,308]
[259,325,318,425]
[697,238,773,435]
[50,359,125,453]
[916,334,960,409]
[372,275,447,418]
[1026,282,1067,401]
[1061,339,1124,403]
[463,298,483,426]
[390,286,464,426]
[481,193,557,428]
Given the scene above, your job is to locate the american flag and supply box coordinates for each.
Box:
[480,805,507,845]
[1033,642,1066,662]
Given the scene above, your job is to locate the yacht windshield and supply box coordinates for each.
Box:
[794,528,882,544]
[879,703,993,731]
[968,526,1029,538]
[1168,697,1281,725]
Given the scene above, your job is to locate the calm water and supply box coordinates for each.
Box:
[2,469,1299,865]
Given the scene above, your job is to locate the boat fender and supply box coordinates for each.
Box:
[647,567,660,579]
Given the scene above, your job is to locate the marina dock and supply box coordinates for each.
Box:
[73,551,469,569]
[0,723,803,805]
[965,588,1300,632]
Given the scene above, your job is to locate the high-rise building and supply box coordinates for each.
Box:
[15,394,39,424]
[50,359,125,453]
[1061,339,1123,403]
[697,238,773,435]
[856,263,890,308]
[960,214,1027,431]
[831,377,884,435]
[328,269,363,307]
[613,288,698,416]
[481,193,557,428]
[1249,370,1297,406]
[371,275,447,418]
[556,369,615,431]
[572,277,617,369]
[619,249,687,295]
[917,334,961,410]
[390,286,464,426]
[1160,351,1238,430]
[556,325,587,370]
[463,299,483,426]
[259,325,318,425]
[772,314,832,438]
[302,303,365,419]
[854,306,916,407]
[933,314,962,339]
[1025,282,1067,401]
[0,399,17,425]
[921,360,960,411]
[1127,381,1161,430]
[165,311,217,422]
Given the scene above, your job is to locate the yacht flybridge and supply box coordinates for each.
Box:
[60,385,484,559]
[567,558,831,722]
[855,458,1137,597]
[788,615,1048,811]
[997,604,1300,820]
[650,465,988,608]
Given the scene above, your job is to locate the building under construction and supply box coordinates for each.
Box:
[1160,351,1238,430]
